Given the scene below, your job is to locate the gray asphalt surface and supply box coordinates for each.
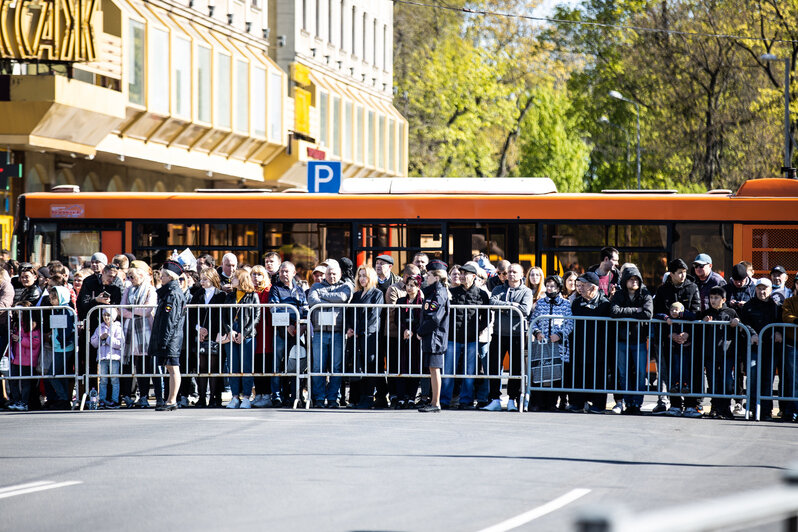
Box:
[1,408,795,531]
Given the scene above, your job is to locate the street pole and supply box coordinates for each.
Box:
[783,58,791,178]
[634,101,641,190]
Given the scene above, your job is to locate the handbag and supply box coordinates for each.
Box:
[0,344,9,376]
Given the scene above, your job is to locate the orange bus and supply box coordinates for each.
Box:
[14,178,798,287]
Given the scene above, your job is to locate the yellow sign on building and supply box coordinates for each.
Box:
[294,86,311,136]
[0,0,97,61]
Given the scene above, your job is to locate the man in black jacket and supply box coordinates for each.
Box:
[570,272,613,413]
[740,279,783,420]
[652,258,701,414]
[443,262,489,409]
[151,261,187,411]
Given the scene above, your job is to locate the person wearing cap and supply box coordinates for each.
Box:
[311,264,327,286]
[652,258,701,415]
[416,260,450,413]
[609,265,653,415]
[587,247,621,298]
[528,274,573,412]
[307,259,354,408]
[770,266,793,305]
[442,261,489,410]
[569,271,612,414]
[372,254,398,405]
[483,263,533,411]
[726,263,756,311]
[692,253,726,312]
[698,285,745,419]
[781,287,798,422]
[150,261,187,411]
[374,254,398,294]
[269,261,309,407]
[740,278,783,421]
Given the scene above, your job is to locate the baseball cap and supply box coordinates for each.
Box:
[693,253,712,266]
[771,265,787,275]
[577,271,601,287]
[756,278,773,288]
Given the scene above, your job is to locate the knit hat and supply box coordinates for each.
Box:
[91,252,108,265]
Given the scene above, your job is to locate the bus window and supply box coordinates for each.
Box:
[32,222,57,265]
[518,223,536,270]
[263,223,351,269]
[672,223,733,279]
[61,230,101,271]
[448,223,509,266]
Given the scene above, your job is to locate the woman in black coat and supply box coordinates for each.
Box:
[395,275,424,408]
[190,268,228,407]
[222,269,261,408]
[417,260,450,413]
[346,266,384,408]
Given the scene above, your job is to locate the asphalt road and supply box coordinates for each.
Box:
[1,408,795,531]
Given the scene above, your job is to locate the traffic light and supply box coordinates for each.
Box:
[0,163,21,190]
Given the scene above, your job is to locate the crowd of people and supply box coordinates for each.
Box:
[0,246,796,420]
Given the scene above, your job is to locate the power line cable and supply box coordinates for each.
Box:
[392,0,798,45]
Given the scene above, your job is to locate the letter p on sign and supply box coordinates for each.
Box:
[307,161,342,193]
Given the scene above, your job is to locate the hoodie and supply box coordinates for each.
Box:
[610,265,653,343]
[91,308,125,361]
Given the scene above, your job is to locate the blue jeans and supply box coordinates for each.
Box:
[441,340,477,406]
[311,331,344,402]
[475,342,490,403]
[616,341,648,407]
[226,337,254,398]
[99,359,121,403]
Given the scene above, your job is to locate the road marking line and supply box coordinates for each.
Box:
[476,488,591,532]
[0,481,82,500]
[0,481,54,494]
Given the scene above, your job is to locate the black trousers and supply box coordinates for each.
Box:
[488,335,523,401]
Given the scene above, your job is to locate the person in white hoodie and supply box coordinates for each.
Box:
[91,308,125,409]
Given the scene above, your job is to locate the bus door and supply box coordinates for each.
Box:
[354,223,444,272]
[447,223,515,267]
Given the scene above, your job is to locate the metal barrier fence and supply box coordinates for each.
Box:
[753,323,798,422]
[527,316,752,416]
[304,303,527,411]
[82,303,302,409]
[1,305,80,411]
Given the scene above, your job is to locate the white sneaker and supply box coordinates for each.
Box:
[507,399,518,412]
[683,407,701,418]
[252,394,271,408]
[240,397,252,409]
[665,406,682,417]
[226,397,241,409]
[732,403,745,416]
[611,401,624,415]
[481,399,502,411]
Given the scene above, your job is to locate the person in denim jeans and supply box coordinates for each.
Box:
[609,265,653,415]
[269,262,308,407]
[223,269,261,409]
[91,307,125,408]
[308,259,354,408]
[443,262,489,409]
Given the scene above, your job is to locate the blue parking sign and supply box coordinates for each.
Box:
[307,161,342,193]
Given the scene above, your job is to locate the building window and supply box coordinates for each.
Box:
[367,110,375,166]
[362,13,367,62]
[215,53,231,128]
[389,119,396,172]
[253,66,266,137]
[268,70,282,141]
[235,60,249,132]
[400,123,406,174]
[383,24,388,70]
[302,0,307,30]
[332,96,341,156]
[351,6,356,57]
[340,0,345,50]
[378,115,385,168]
[127,19,145,106]
[319,92,328,146]
[197,46,211,122]
[372,18,377,66]
[344,101,353,160]
[328,0,334,45]
[315,0,320,37]
[173,37,191,118]
[148,28,169,114]
[356,106,363,163]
